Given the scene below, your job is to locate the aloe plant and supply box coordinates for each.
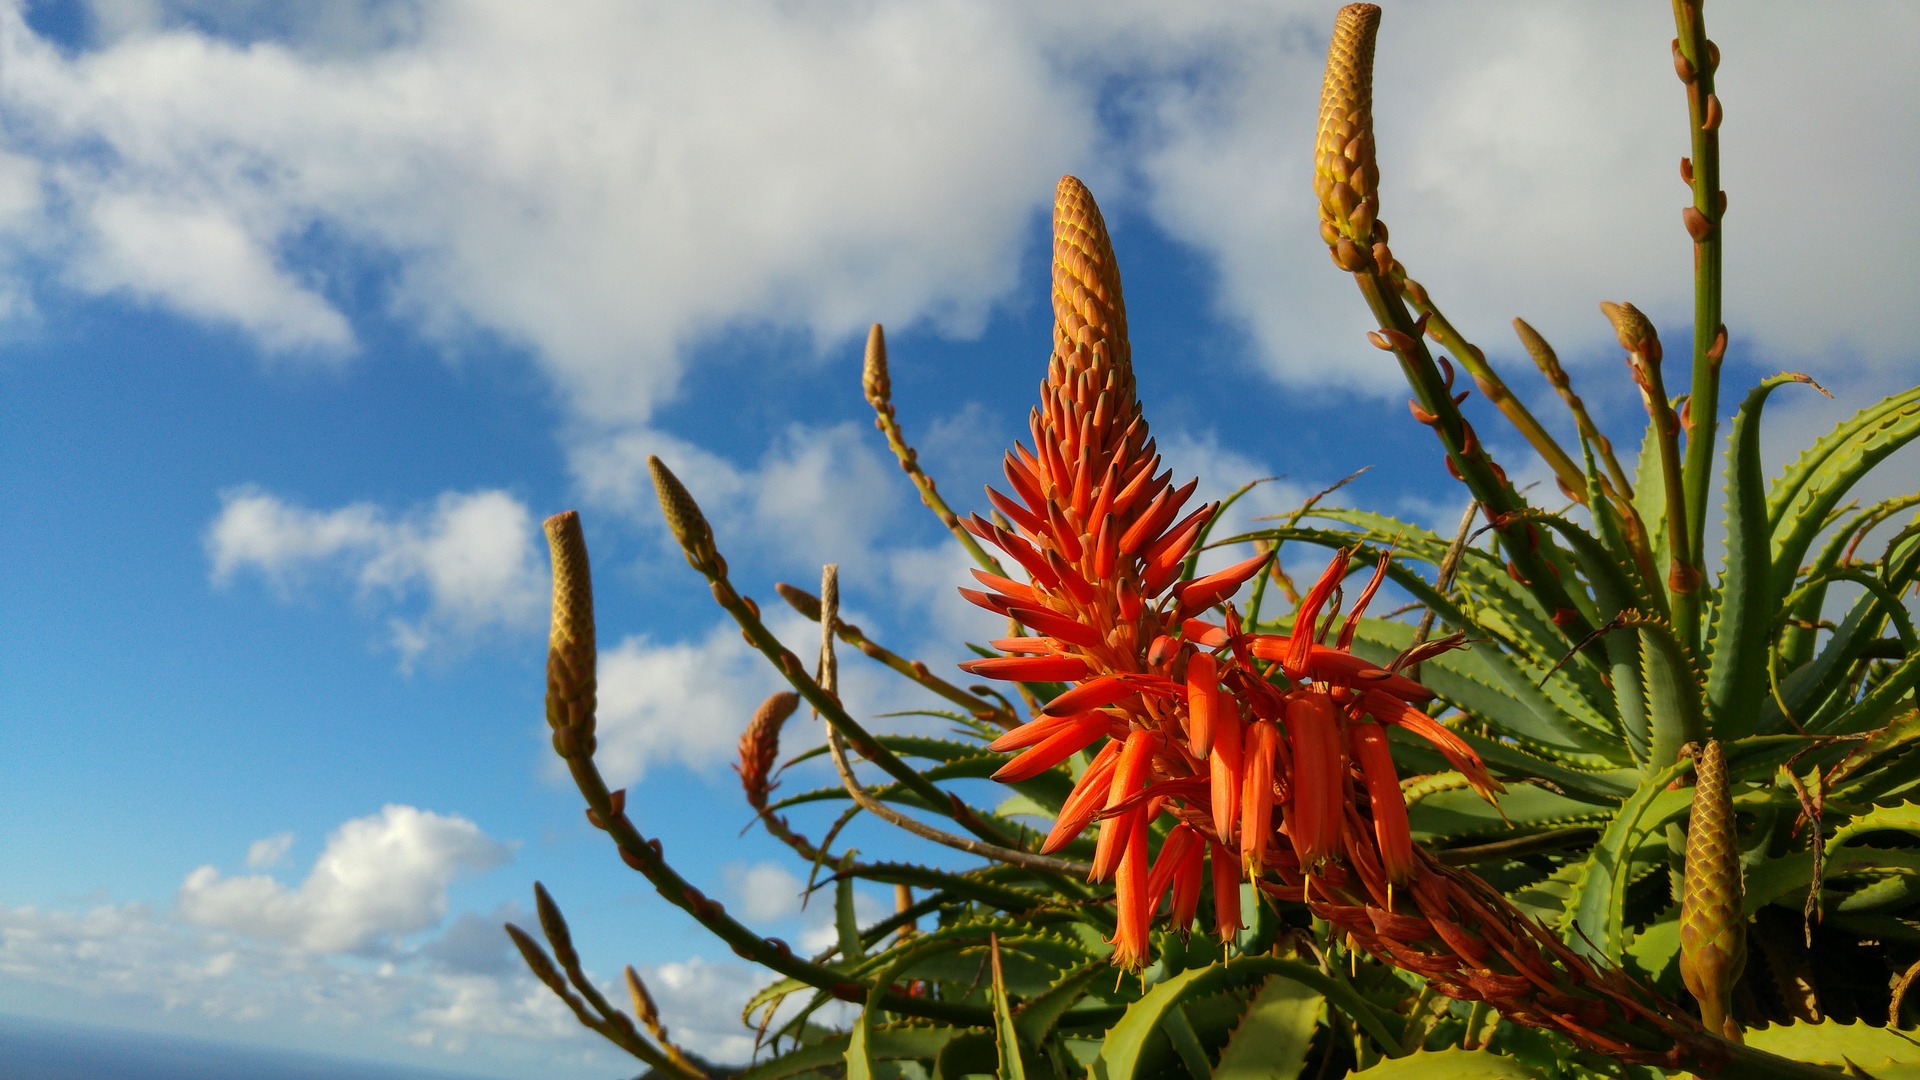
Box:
[503,3,1918,1077]
[1290,0,1920,1048]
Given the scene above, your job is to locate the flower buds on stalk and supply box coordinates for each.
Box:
[544,511,598,760]
[1315,4,1385,273]
[737,692,799,812]
[648,456,720,575]
[1680,740,1746,1041]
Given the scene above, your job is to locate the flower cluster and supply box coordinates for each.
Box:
[960,176,1717,1069]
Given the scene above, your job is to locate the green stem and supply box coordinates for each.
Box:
[1672,0,1727,609]
[570,755,991,1027]
[1355,271,1598,645]
[1401,276,1586,501]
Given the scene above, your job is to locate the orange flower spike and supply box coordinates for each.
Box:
[1109,810,1153,969]
[1283,691,1347,873]
[1042,739,1121,853]
[1092,728,1158,880]
[1334,550,1393,650]
[1209,841,1244,940]
[1350,721,1416,890]
[1209,698,1244,843]
[1185,651,1219,758]
[1239,720,1280,875]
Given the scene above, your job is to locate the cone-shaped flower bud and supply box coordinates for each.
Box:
[1680,739,1746,1041]
[862,323,891,412]
[647,456,717,570]
[1599,300,1663,365]
[737,691,799,811]
[1315,4,1383,272]
[544,512,598,755]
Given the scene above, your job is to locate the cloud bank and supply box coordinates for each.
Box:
[0,2,1909,422]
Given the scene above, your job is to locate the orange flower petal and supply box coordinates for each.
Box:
[1239,721,1278,874]
[1350,722,1415,887]
[1042,739,1121,853]
[960,655,1093,682]
[1359,688,1504,803]
[1174,550,1273,620]
[1283,691,1345,873]
[991,713,1110,782]
[1007,606,1104,650]
[1091,728,1157,880]
[1107,809,1152,969]
[1186,651,1219,758]
[1210,841,1243,940]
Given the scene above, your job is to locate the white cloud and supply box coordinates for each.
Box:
[1,4,1900,415]
[0,0,1089,420]
[205,486,546,668]
[244,830,293,869]
[1133,5,1920,390]
[724,861,806,923]
[71,193,352,351]
[593,621,789,788]
[571,422,905,577]
[177,804,513,953]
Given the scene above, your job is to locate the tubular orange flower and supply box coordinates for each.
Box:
[1283,691,1346,873]
[1185,651,1219,758]
[1350,720,1415,887]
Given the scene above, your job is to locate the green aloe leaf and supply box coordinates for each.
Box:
[1818,650,1920,736]
[989,937,1029,1080]
[1762,583,1906,734]
[1744,847,1920,915]
[1212,975,1322,1079]
[1780,493,1920,667]
[1742,1020,1920,1072]
[1565,757,1694,960]
[1826,801,1920,855]
[1624,611,1707,772]
[1769,385,1920,599]
[737,1022,963,1080]
[1408,783,1612,843]
[1631,414,1672,607]
[835,871,866,965]
[1013,960,1104,1046]
[781,734,1006,768]
[1348,618,1623,762]
[1094,958,1401,1079]
[1707,374,1818,740]
[1348,1047,1542,1079]
[845,940,970,1079]
[1388,726,1636,804]
[1161,1005,1215,1079]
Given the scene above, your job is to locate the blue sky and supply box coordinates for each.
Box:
[2,2,1916,1076]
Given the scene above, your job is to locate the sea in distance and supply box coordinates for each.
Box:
[0,1013,517,1080]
